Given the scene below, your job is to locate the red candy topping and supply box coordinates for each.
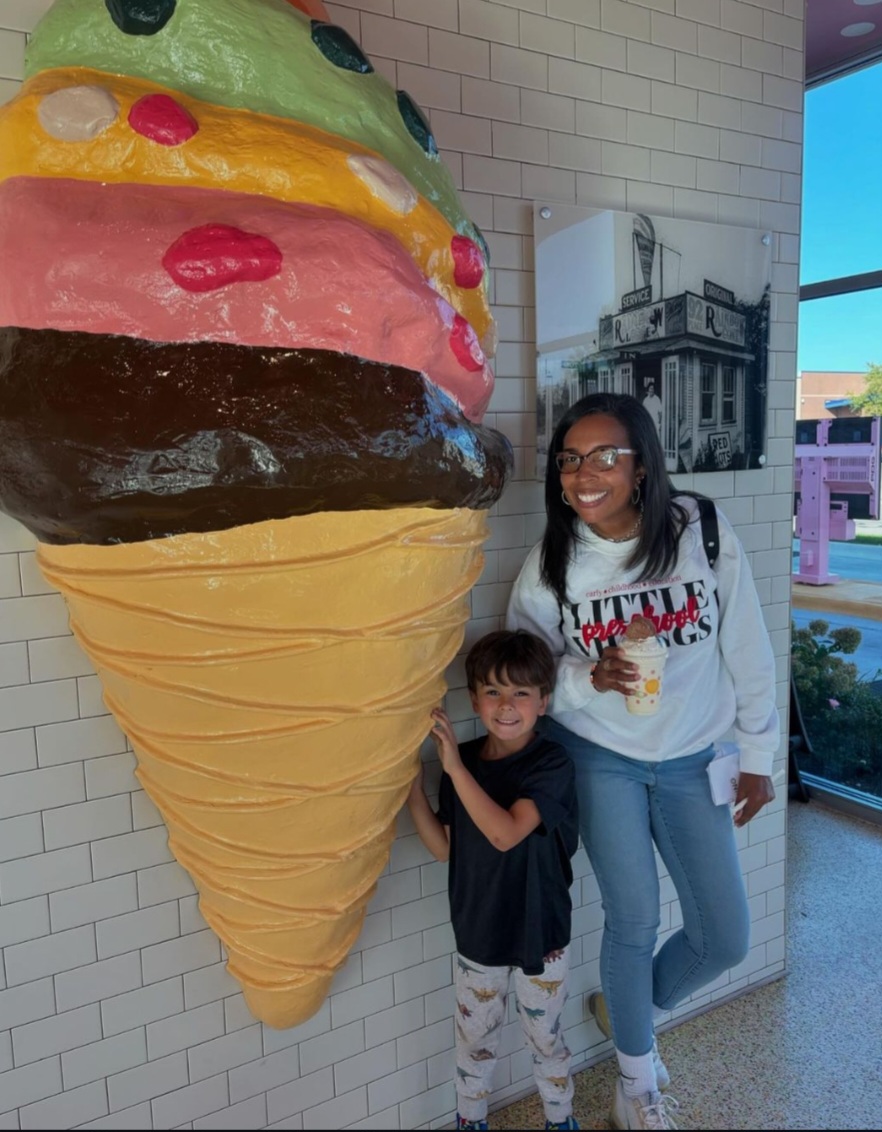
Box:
[129,93,199,146]
[162,225,284,293]
[451,234,484,289]
[449,314,485,373]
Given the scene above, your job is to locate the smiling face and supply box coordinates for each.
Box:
[559,412,644,539]
[470,669,548,757]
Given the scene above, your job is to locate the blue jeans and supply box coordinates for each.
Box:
[543,718,749,1058]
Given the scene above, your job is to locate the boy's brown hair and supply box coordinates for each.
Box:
[465,630,556,697]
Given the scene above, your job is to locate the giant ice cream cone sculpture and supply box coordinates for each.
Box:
[0,0,511,1028]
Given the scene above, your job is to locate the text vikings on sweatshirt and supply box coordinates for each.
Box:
[506,497,780,776]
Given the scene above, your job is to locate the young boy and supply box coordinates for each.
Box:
[407,630,580,1132]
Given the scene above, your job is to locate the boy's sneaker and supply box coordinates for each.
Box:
[588,992,671,1091]
[545,1118,580,1130]
[611,1077,679,1130]
[457,1117,489,1131]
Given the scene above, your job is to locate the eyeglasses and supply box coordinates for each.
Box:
[554,447,636,474]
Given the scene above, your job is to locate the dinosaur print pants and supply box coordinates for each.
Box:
[454,947,574,1123]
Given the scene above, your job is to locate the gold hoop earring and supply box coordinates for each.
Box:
[631,484,642,506]
[561,490,573,508]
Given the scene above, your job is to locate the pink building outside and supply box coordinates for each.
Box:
[797,370,867,419]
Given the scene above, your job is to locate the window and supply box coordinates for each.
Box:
[794,59,882,816]
[700,363,716,424]
[801,66,882,287]
[722,367,736,424]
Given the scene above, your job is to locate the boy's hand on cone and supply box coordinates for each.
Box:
[429,707,464,775]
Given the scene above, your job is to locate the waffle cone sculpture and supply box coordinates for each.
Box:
[0,0,511,1028]
[37,507,488,1026]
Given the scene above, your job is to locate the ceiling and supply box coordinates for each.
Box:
[806,0,882,86]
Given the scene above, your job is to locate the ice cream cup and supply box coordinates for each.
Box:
[621,639,668,715]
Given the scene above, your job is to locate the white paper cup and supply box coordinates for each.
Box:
[622,645,667,715]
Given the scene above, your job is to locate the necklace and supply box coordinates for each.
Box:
[589,505,643,543]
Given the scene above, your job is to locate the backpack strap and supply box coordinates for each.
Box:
[697,497,719,570]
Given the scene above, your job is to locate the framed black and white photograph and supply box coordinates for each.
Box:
[534,204,773,478]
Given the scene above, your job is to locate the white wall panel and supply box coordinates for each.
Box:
[0,0,798,1125]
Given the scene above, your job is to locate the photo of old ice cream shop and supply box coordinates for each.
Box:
[535,206,772,476]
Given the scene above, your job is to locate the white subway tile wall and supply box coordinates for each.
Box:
[0,0,798,1126]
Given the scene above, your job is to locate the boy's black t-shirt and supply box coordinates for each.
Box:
[437,734,579,975]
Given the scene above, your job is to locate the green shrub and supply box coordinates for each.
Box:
[791,619,860,715]
[791,619,882,797]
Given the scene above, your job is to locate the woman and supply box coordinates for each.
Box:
[506,393,778,1131]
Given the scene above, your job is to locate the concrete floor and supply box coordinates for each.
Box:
[485,799,882,1130]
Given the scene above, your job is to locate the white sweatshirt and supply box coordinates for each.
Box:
[506,497,780,776]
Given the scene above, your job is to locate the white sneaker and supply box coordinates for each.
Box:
[588,992,671,1091]
[610,1077,680,1130]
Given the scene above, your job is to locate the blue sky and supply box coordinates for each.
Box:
[799,60,882,373]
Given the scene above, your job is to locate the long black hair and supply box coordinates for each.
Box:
[540,392,697,606]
